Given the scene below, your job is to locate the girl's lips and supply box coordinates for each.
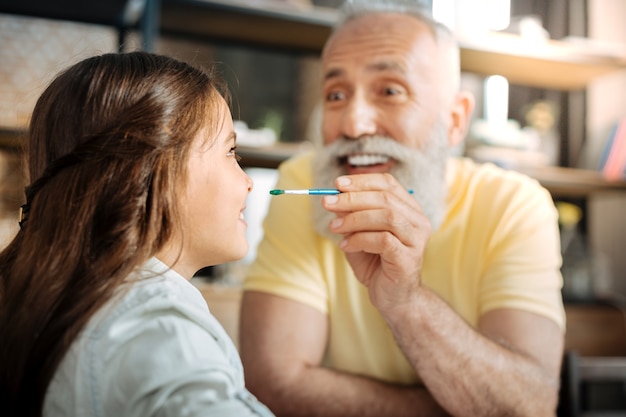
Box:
[239,207,247,227]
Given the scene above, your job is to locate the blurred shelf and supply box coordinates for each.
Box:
[4,127,625,197]
[238,142,313,169]
[3,1,626,194]
[0,0,144,27]
[0,128,24,149]
[160,0,626,90]
[458,31,626,90]
[2,1,625,88]
[239,142,626,198]
[160,0,336,53]
[565,303,626,357]
[579,356,626,379]
[515,165,626,197]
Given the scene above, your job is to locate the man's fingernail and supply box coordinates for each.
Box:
[324,195,338,204]
[330,217,343,229]
[337,176,351,187]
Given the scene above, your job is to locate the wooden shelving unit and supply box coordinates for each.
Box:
[160,0,626,90]
[155,0,626,201]
[516,164,626,197]
[4,132,625,197]
[3,0,626,192]
[458,31,626,90]
[237,143,626,198]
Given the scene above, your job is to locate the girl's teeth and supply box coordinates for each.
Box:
[347,154,390,167]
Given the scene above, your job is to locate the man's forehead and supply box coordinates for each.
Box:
[324,13,437,58]
[337,12,431,38]
[323,59,408,81]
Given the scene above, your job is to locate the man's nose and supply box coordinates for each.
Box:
[341,93,378,139]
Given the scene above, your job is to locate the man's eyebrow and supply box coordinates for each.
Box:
[366,60,406,73]
[323,61,406,82]
[323,67,344,81]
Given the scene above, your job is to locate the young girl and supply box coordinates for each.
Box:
[0,52,274,417]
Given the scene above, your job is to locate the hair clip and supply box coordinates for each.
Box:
[18,204,29,228]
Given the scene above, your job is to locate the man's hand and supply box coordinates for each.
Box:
[323,173,430,313]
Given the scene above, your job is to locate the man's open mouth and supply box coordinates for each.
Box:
[338,153,392,168]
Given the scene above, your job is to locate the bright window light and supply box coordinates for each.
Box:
[432,0,455,31]
[484,75,509,126]
[485,0,511,31]
[432,0,510,32]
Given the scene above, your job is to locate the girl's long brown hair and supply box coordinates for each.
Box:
[0,51,229,416]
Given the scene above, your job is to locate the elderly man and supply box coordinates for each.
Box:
[240,1,565,416]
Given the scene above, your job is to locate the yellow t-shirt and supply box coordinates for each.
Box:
[244,152,565,385]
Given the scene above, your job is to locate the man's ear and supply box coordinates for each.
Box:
[448,91,475,147]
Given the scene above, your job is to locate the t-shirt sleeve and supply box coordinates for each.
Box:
[478,171,565,330]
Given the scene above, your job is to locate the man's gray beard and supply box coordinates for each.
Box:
[311,127,450,242]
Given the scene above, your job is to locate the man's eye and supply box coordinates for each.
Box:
[326,91,345,102]
[383,87,402,96]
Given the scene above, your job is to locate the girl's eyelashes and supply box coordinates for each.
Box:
[228,145,242,162]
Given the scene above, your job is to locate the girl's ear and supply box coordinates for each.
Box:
[448,91,475,147]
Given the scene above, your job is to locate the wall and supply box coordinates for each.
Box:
[0,15,120,128]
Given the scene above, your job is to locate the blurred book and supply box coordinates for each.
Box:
[599,119,626,181]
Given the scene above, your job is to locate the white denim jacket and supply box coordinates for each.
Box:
[44,257,274,417]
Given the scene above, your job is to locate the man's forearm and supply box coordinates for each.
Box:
[383,286,561,417]
[261,365,448,417]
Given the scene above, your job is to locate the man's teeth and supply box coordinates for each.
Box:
[347,154,390,167]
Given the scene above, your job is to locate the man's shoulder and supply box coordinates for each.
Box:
[449,157,547,195]
[280,149,315,170]
[275,150,316,188]
[446,157,555,220]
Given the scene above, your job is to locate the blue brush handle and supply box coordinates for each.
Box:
[308,188,341,195]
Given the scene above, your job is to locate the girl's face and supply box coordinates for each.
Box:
[160,96,253,278]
